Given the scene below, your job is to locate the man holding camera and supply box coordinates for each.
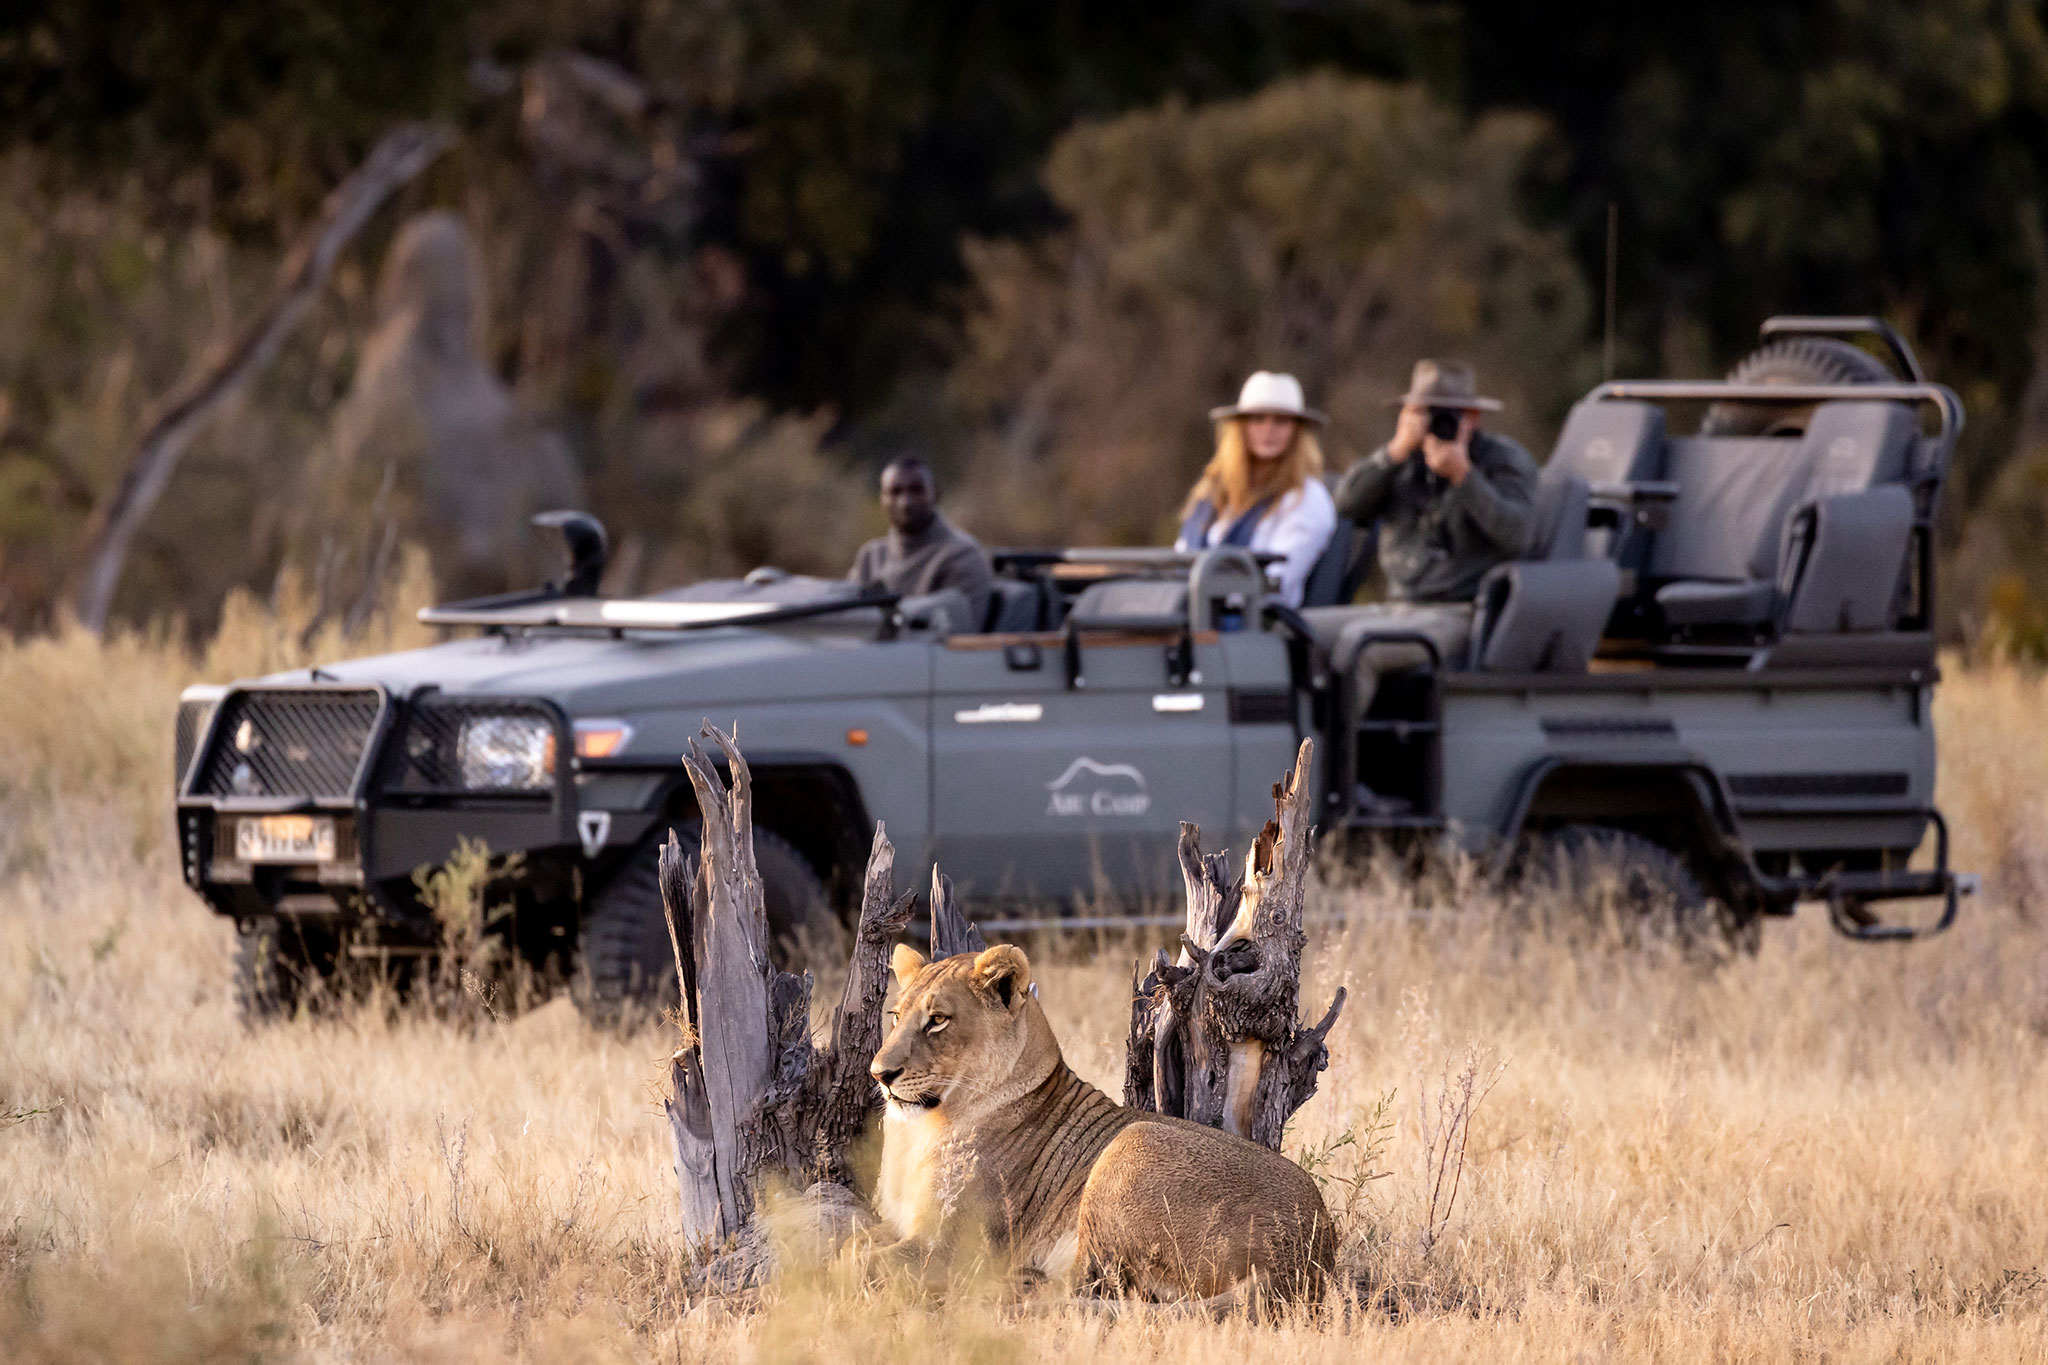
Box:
[1333,359,1537,603]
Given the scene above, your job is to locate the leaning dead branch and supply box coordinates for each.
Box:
[74,123,456,631]
[660,723,912,1249]
[1125,737,1347,1149]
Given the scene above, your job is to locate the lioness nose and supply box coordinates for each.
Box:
[873,1064,902,1087]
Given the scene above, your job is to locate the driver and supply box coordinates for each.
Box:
[848,456,994,625]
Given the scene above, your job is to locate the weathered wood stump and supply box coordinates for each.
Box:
[660,723,913,1248]
[1124,737,1346,1149]
[924,866,986,959]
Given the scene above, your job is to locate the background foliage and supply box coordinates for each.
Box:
[2,0,2046,645]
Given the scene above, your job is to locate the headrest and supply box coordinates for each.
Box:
[1799,401,1918,497]
[1546,400,1666,485]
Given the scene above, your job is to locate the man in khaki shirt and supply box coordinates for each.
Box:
[848,458,994,625]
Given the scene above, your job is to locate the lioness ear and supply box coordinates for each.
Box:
[890,944,927,991]
[972,944,1032,1013]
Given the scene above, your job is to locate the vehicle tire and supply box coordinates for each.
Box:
[233,916,339,1020]
[576,823,835,1025]
[1519,825,1755,956]
[1699,337,1892,437]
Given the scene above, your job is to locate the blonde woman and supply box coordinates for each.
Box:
[1175,371,1337,607]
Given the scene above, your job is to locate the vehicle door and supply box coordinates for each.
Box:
[929,625,1232,905]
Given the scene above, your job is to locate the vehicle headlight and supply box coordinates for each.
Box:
[457,715,556,790]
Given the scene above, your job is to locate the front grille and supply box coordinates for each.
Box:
[174,698,217,789]
[196,690,383,800]
[380,696,559,796]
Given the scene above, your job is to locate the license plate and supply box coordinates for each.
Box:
[235,815,336,864]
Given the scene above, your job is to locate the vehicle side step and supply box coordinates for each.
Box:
[1815,809,1970,942]
[1823,869,1977,942]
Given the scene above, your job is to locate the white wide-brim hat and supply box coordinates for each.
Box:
[1209,370,1327,425]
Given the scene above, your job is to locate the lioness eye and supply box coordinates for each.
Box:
[924,1014,949,1034]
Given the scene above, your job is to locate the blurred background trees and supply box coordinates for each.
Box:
[2,0,2046,649]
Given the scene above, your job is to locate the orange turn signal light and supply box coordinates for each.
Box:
[574,720,634,759]
[845,728,869,747]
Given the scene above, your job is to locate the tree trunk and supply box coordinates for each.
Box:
[1124,737,1346,1150]
[72,122,455,632]
[660,723,913,1251]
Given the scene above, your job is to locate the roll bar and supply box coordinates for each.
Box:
[1587,380,1963,444]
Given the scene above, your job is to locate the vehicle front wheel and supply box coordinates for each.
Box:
[576,823,836,1025]
[1517,825,1757,956]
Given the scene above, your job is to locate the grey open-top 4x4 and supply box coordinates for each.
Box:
[175,316,1970,1016]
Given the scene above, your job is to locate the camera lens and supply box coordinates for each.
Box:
[1427,408,1461,442]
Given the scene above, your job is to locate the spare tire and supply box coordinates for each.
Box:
[1699,337,1892,437]
[576,822,836,1025]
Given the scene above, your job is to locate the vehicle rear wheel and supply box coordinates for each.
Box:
[576,823,835,1025]
[1519,825,1756,956]
[1699,337,1892,437]
[233,916,340,1019]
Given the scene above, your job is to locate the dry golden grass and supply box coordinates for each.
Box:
[4,603,2048,1362]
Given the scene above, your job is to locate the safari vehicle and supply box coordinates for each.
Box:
[174,316,1969,1017]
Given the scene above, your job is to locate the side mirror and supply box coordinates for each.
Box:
[532,510,609,597]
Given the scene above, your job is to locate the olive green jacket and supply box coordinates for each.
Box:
[1332,430,1538,603]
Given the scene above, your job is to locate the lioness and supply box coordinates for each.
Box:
[870,942,1335,1302]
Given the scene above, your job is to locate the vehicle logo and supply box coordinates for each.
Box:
[234,718,258,752]
[577,811,613,858]
[1045,757,1150,818]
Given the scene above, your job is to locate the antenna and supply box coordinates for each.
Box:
[1603,201,1619,381]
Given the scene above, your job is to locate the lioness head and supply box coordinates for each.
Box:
[870,943,1059,1126]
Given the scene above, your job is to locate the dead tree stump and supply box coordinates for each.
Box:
[1125,737,1346,1150]
[925,867,985,958]
[660,723,913,1248]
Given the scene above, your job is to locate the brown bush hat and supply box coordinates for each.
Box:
[1391,359,1502,411]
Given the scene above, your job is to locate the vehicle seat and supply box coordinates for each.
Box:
[983,577,1048,633]
[1468,558,1621,671]
[1300,521,1375,607]
[1528,471,1592,560]
[1651,401,1918,634]
[897,588,976,636]
[1543,399,1665,562]
[1545,398,1666,485]
[1066,578,1189,630]
[1455,470,1615,672]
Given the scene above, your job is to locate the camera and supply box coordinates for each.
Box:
[1426,407,1463,442]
